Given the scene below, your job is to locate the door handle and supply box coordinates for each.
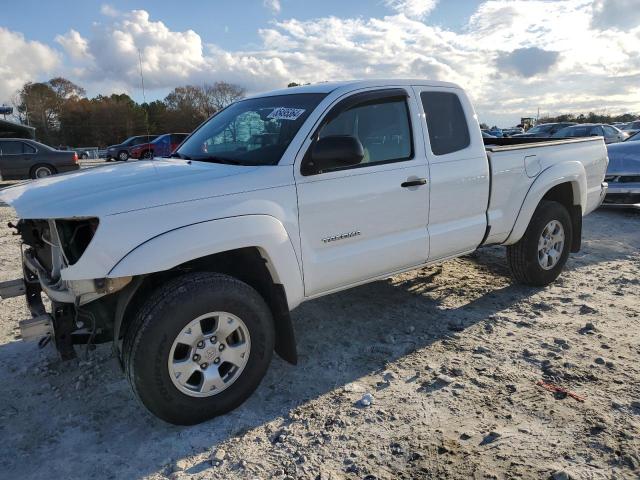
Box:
[401,178,427,188]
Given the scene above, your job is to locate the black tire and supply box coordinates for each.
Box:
[81,152,89,159]
[507,200,573,286]
[142,150,153,159]
[117,150,129,161]
[30,164,56,179]
[123,272,275,425]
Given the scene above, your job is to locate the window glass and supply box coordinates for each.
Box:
[588,126,603,136]
[420,92,470,156]
[23,143,36,153]
[567,127,588,137]
[178,93,326,165]
[317,98,412,166]
[0,141,23,154]
[528,124,553,134]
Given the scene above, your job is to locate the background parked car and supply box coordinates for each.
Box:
[105,135,158,162]
[603,130,640,207]
[512,122,577,138]
[502,127,525,136]
[551,123,626,144]
[129,133,189,159]
[621,120,640,136]
[0,138,79,179]
[488,127,504,137]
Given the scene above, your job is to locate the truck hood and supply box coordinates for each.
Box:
[0,159,258,219]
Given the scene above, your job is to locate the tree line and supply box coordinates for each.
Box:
[12,78,246,147]
[537,112,638,125]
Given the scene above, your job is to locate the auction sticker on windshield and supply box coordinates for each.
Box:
[268,107,306,121]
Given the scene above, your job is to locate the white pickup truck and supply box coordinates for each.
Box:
[0,80,608,425]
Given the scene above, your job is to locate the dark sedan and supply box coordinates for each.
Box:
[512,122,577,138]
[603,131,640,208]
[0,138,79,180]
[552,123,627,144]
[105,135,158,161]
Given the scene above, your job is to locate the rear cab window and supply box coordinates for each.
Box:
[420,91,470,156]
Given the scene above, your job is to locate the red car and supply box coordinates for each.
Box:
[129,133,189,159]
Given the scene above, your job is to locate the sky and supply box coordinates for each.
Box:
[1,0,639,127]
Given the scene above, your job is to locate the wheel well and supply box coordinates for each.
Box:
[116,247,297,365]
[541,182,582,253]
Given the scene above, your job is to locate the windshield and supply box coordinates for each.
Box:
[527,124,553,134]
[176,93,327,165]
[625,131,640,142]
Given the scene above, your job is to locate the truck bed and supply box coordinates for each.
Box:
[482,136,607,246]
[483,136,601,151]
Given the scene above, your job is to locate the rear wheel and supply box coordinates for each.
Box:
[142,150,153,159]
[123,272,275,425]
[507,200,572,286]
[31,164,56,179]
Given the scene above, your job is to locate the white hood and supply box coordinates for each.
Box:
[0,159,257,219]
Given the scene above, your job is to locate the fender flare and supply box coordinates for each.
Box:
[504,161,587,245]
[108,215,305,309]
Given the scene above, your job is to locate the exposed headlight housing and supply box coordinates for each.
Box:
[55,218,99,265]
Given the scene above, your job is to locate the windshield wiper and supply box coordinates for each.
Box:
[169,152,191,160]
[194,156,242,165]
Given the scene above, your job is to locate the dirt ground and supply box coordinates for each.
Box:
[0,195,638,480]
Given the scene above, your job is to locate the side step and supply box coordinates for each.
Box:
[19,315,54,342]
[0,279,25,300]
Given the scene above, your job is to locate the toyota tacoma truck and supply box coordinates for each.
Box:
[0,80,608,425]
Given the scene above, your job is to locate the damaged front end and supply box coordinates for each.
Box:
[1,218,131,359]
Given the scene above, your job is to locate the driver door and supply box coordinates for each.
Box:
[294,88,430,297]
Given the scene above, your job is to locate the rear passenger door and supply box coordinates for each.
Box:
[413,87,490,261]
[0,140,29,178]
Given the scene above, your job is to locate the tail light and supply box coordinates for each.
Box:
[73,152,79,164]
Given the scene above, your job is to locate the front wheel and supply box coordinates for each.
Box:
[123,272,275,425]
[118,150,129,161]
[507,200,573,286]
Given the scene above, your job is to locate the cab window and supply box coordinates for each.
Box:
[420,91,470,156]
[317,97,412,167]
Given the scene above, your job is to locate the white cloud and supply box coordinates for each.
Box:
[4,2,640,126]
[100,4,119,17]
[384,0,438,19]
[0,28,61,104]
[263,0,281,15]
[55,30,92,61]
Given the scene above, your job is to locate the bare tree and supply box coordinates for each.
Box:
[203,81,246,114]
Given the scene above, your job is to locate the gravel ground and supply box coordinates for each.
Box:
[0,196,638,480]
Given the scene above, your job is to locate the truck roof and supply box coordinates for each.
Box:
[248,79,462,99]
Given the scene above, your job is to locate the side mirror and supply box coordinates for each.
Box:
[303,135,364,174]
